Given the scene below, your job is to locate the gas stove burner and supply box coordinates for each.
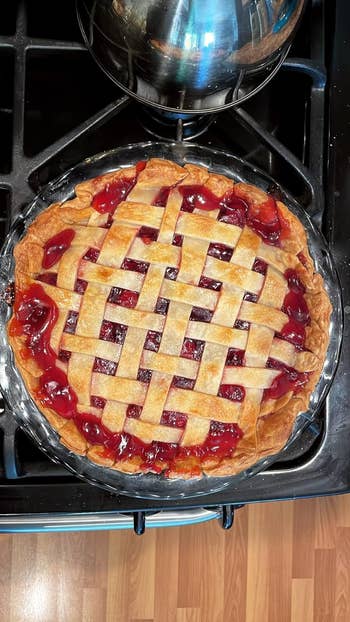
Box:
[138,107,214,141]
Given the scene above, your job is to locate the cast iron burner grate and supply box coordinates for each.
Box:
[0,0,349,534]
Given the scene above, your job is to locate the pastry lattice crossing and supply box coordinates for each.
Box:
[8,159,331,477]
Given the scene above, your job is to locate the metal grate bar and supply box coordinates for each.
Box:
[26,96,130,183]
[283,58,326,206]
[26,40,87,51]
[0,39,86,51]
[12,1,27,170]
[233,101,323,227]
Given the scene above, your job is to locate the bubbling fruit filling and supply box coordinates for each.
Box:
[10,284,246,474]
[85,173,289,246]
[11,261,311,474]
[43,229,75,269]
[9,163,319,476]
[91,177,136,214]
[178,185,290,245]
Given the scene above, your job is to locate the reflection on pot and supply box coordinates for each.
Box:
[77,0,306,112]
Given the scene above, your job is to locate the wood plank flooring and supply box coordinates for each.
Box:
[1,495,350,622]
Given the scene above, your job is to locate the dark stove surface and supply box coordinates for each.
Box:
[0,0,349,517]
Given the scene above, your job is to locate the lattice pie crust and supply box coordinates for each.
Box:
[8,159,331,478]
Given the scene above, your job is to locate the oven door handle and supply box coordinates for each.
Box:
[0,507,223,533]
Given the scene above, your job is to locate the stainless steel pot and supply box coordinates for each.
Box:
[77,0,307,113]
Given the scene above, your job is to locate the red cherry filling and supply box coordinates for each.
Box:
[155,297,169,315]
[207,243,233,262]
[107,287,122,304]
[177,185,287,247]
[243,292,258,303]
[136,161,147,174]
[58,349,71,363]
[161,411,187,428]
[278,319,306,350]
[219,195,248,227]
[75,413,110,445]
[36,272,58,286]
[74,278,88,294]
[181,338,204,361]
[190,307,213,323]
[116,289,138,308]
[165,266,179,281]
[12,283,244,472]
[247,196,281,245]
[172,234,183,247]
[178,421,243,460]
[93,357,118,376]
[171,376,196,389]
[63,310,78,334]
[142,441,180,471]
[285,269,306,294]
[91,396,106,410]
[92,177,135,214]
[264,358,310,400]
[10,286,76,418]
[101,419,244,470]
[99,320,127,344]
[283,291,310,325]
[137,368,152,383]
[252,258,268,275]
[198,275,222,291]
[126,404,142,419]
[42,229,75,269]
[121,258,149,274]
[179,186,201,213]
[153,186,172,207]
[218,384,245,402]
[138,226,158,244]
[16,297,52,335]
[278,269,310,349]
[144,330,162,352]
[225,348,245,366]
[179,185,222,212]
[9,284,58,369]
[38,367,78,418]
[234,319,250,331]
[264,371,309,400]
[83,247,100,263]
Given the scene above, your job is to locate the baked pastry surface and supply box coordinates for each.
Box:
[8,158,331,478]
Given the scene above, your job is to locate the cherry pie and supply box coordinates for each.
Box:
[8,158,332,478]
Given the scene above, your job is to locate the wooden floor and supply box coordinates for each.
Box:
[1,495,350,622]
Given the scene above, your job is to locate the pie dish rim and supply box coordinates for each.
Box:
[0,141,342,499]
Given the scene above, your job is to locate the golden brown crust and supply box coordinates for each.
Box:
[7,158,332,479]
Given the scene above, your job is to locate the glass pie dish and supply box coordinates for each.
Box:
[0,142,343,499]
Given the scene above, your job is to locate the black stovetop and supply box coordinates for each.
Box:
[0,0,349,518]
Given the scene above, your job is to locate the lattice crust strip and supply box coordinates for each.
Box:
[9,158,332,478]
